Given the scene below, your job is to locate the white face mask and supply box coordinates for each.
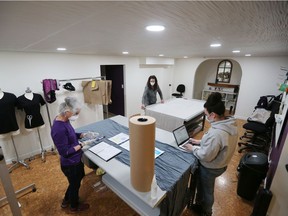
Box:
[206,113,215,123]
[150,82,155,86]
[206,116,214,123]
[69,115,79,121]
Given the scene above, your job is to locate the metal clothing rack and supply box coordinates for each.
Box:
[43,75,109,133]
[58,75,109,118]
[0,146,36,213]
[58,76,106,82]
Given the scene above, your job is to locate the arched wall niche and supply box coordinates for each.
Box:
[193,58,242,112]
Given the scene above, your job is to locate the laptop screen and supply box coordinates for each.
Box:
[173,125,189,146]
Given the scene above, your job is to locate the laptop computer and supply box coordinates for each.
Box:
[172,125,190,150]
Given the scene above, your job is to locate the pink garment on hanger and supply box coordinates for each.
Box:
[42,79,59,103]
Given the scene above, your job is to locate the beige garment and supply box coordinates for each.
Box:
[82,80,112,105]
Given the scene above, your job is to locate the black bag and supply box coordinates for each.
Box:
[251,188,273,216]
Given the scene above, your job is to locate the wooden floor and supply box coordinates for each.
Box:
[0,119,254,216]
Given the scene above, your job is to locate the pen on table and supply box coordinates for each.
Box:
[96,136,105,141]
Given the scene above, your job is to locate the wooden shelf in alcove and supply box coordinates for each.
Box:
[208,82,239,89]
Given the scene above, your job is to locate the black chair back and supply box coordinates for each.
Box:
[176,84,185,93]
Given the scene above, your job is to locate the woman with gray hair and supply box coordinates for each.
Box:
[51,97,89,213]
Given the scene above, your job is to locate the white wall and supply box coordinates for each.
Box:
[1,51,287,163]
[172,58,204,99]
[0,52,173,163]
[173,56,288,119]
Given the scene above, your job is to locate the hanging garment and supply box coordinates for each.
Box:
[42,79,59,103]
[104,80,112,105]
[63,82,75,91]
[17,93,46,129]
[0,92,19,134]
[82,80,112,105]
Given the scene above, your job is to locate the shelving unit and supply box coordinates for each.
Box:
[184,112,205,137]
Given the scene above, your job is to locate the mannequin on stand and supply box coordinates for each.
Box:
[17,88,47,161]
[23,87,45,131]
[0,89,20,135]
[0,89,36,210]
[0,89,28,171]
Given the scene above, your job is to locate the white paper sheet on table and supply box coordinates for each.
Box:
[120,141,164,158]
[108,132,129,144]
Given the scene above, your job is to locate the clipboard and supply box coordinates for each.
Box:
[89,142,122,162]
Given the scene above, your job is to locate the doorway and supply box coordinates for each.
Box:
[193,59,242,115]
[100,65,125,118]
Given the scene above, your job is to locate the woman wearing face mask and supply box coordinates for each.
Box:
[51,96,90,213]
[183,92,238,216]
[141,75,164,110]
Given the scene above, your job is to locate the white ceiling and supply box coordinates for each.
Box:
[0,1,288,58]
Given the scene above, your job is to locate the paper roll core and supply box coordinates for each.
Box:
[129,115,156,192]
[137,117,148,122]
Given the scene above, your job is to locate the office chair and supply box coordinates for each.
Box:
[238,94,282,154]
[172,84,185,98]
[238,121,273,154]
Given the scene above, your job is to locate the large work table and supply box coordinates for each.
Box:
[145,98,206,135]
[80,115,198,216]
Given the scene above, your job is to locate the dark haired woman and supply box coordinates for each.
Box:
[141,75,164,109]
[184,92,238,216]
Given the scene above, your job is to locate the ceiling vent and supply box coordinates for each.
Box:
[139,57,174,68]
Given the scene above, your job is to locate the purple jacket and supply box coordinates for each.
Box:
[51,119,82,166]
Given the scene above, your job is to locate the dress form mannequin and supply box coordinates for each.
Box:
[23,87,42,131]
[0,90,20,138]
[18,89,47,161]
[0,90,25,170]
[24,87,33,100]
[17,89,45,130]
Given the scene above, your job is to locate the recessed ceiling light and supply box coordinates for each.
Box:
[57,47,66,51]
[245,54,251,57]
[184,56,188,58]
[159,54,164,57]
[122,51,129,55]
[146,25,165,32]
[210,43,221,47]
[232,50,240,53]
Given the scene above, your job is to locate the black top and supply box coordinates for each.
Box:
[0,92,19,134]
[17,93,46,129]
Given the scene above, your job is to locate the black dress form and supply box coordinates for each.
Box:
[0,92,19,134]
[17,93,46,129]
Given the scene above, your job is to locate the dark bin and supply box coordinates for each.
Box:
[237,152,268,201]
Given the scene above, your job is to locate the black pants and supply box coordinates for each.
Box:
[61,162,85,208]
